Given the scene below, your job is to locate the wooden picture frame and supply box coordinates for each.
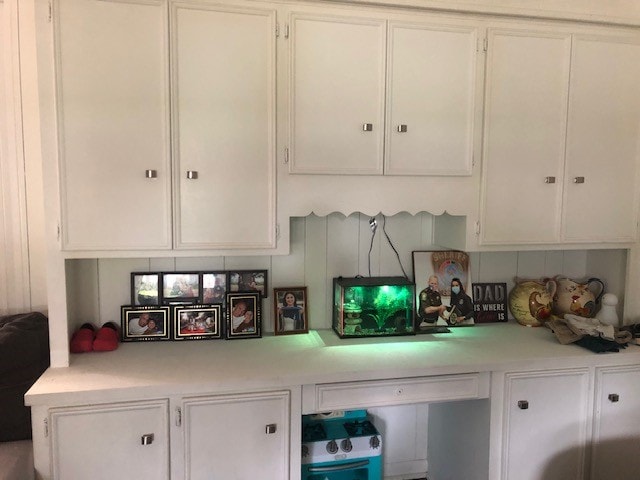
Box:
[228,270,268,297]
[226,292,261,339]
[173,304,222,340]
[131,272,161,306]
[121,305,170,341]
[274,287,308,335]
[162,272,200,305]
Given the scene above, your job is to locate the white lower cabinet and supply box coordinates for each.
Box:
[492,368,591,480]
[177,390,290,480]
[591,365,640,480]
[49,400,170,480]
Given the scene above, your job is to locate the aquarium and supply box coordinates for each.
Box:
[333,276,416,338]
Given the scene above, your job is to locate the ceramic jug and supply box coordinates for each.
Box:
[508,278,557,327]
[552,276,604,318]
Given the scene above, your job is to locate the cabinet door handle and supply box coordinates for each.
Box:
[362,123,373,132]
[186,170,198,180]
[145,169,157,179]
[141,433,154,445]
[397,124,408,133]
[265,424,277,434]
[573,176,585,184]
[544,176,556,184]
[608,393,620,403]
[517,400,529,410]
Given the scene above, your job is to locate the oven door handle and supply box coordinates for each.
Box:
[308,459,370,472]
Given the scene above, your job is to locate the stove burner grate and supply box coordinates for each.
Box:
[343,419,378,437]
[302,422,327,442]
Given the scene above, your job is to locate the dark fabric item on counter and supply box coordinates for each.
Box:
[0,312,49,442]
[574,335,626,353]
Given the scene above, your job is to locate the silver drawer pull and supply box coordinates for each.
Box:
[362,123,373,132]
[145,169,157,179]
[544,176,555,184]
[141,433,154,445]
[573,176,585,184]
[186,170,198,180]
[397,124,407,133]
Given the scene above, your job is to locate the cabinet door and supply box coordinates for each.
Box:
[50,400,169,480]
[289,10,386,174]
[563,35,640,242]
[501,369,590,480]
[172,2,276,249]
[592,366,640,480]
[55,0,171,250]
[481,28,571,244]
[181,391,290,480]
[385,20,480,175]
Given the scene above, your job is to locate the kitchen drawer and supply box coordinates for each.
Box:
[302,372,490,413]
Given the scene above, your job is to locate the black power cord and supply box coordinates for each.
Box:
[367,214,409,279]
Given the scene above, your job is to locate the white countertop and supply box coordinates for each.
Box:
[25,321,640,407]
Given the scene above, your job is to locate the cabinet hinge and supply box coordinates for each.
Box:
[475,221,481,236]
[276,224,280,239]
[56,223,61,241]
[483,37,488,52]
[48,1,53,23]
[44,418,49,438]
[175,407,182,427]
[275,22,280,38]
[284,23,289,39]
[284,147,289,164]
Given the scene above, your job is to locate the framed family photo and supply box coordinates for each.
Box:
[226,292,261,339]
[274,287,308,335]
[201,272,227,305]
[229,270,268,297]
[162,272,200,305]
[412,250,473,332]
[131,272,161,306]
[121,305,170,342]
[173,304,222,340]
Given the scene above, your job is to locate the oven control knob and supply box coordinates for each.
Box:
[301,445,309,458]
[326,440,338,454]
[340,439,353,452]
[370,436,381,449]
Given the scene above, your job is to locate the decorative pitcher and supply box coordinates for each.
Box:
[508,278,557,327]
[552,276,605,318]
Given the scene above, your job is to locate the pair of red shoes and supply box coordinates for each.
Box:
[70,322,119,353]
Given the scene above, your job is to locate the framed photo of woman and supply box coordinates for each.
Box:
[274,287,308,335]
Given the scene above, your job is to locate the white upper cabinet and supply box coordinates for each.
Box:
[55,0,171,250]
[562,35,640,243]
[53,0,277,253]
[171,2,277,249]
[385,21,479,175]
[481,25,640,245]
[481,28,571,244]
[288,7,482,176]
[289,10,386,174]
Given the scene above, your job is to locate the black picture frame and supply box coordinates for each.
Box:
[162,272,200,305]
[131,272,161,306]
[121,305,170,341]
[226,292,261,339]
[228,270,268,298]
[201,271,228,305]
[274,287,308,335]
[173,304,222,340]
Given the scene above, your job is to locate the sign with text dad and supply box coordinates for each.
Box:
[472,283,508,323]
